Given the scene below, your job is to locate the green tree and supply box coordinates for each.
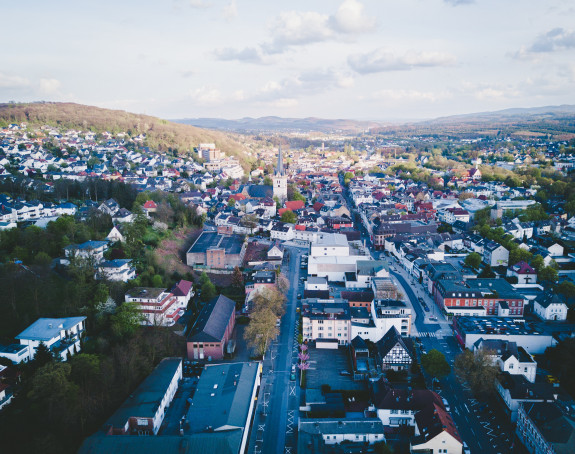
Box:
[291,190,306,202]
[263,176,272,186]
[343,172,354,186]
[110,302,143,339]
[454,349,498,395]
[509,248,532,266]
[280,210,297,224]
[539,266,558,283]
[33,341,56,368]
[531,254,545,273]
[152,274,164,287]
[251,287,286,317]
[464,252,482,269]
[232,266,244,290]
[201,280,217,302]
[227,198,236,207]
[478,264,495,278]
[421,349,451,380]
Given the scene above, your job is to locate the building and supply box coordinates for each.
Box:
[376,326,413,371]
[516,402,575,454]
[185,362,261,454]
[102,358,182,435]
[473,338,537,382]
[507,261,537,284]
[452,317,557,354]
[244,270,276,296]
[0,317,86,363]
[187,294,236,360]
[310,233,350,257]
[534,291,568,321]
[186,230,246,269]
[273,145,288,203]
[410,402,463,454]
[97,259,136,282]
[0,379,13,410]
[169,280,194,308]
[125,287,183,327]
[352,299,412,342]
[298,418,386,452]
[302,301,352,345]
[434,278,525,317]
[64,240,108,263]
[483,241,509,267]
[198,143,223,162]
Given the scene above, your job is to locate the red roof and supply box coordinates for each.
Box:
[295,224,306,231]
[313,202,325,212]
[285,200,305,211]
[143,200,157,209]
[278,208,288,216]
[229,193,246,201]
[512,261,535,274]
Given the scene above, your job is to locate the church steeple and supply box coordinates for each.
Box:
[275,145,285,176]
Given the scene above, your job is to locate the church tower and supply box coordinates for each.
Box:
[272,145,287,203]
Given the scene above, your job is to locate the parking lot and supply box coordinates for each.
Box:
[306,346,366,391]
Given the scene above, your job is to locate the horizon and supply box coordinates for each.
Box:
[2,1,574,120]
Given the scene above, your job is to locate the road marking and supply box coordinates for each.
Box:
[289,386,296,396]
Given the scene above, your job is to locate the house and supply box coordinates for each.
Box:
[301,301,352,346]
[375,326,413,371]
[187,294,236,360]
[473,338,537,382]
[142,200,158,215]
[298,418,386,451]
[12,317,86,362]
[112,208,134,223]
[266,242,284,261]
[0,377,13,410]
[483,241,509,267]
[270,221,295,241]
[410,402,463,454]
[106,225,125,243]
[516,402,575,454]
[244,271,276,296]
[64,240,108,263]
[507,261,537,284]
[533,291,568,321]
[97,259,136,282]
[125,287,183,326]
[98,198,120,216]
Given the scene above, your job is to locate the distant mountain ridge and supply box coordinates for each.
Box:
[173,116,385,133]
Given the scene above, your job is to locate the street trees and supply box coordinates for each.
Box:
[232,266,244,290]
[454,349,498,395]
[421,349,451,381]
[280,210,297,224]
[244,287,286,358]
[464,252,482,269]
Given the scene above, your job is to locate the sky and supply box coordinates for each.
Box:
[2,0,575,121]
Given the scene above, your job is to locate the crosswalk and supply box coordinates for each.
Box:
[418,331,437,338]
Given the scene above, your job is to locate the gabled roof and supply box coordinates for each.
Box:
[376,326,413,362]
[511,261,536,275]
[171,280,193,297]
[188,295,236,343]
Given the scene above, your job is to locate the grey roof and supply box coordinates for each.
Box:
[125,287,166,300]
[522,402,575,453]
[275,145,285,176]
[536,290,567,309]
[0,344,28,354]
[78,432,242,454]
[187,362,259,434]
[188,295,236,343]
[15,317,86,341]
[299,418,385,436]
[245,185,273,199]
[99,259,132,268]
[188,231,243,255]
[376,326,413,362]
[105,358,182,430]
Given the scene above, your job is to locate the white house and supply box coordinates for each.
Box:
[483,241,509,267]
[13,317,86,362]
[97,259,136,282]
[507,261,537,284]
[64,240,108,263]
[473,338,537,383]
[125,287,184,327]
[106,225,125,243]
[0,378,13,410]
[310,233,350,257]
[533,291,568,321]
[298,419,386,447]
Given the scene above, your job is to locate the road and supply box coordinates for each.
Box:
[248,245,305,454]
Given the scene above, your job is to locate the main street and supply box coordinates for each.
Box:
[248,245,305,454]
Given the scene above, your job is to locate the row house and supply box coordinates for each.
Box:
[302,301,352,346]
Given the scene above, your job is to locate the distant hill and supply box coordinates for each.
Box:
[0,102,254,167]
[174,116,384,133]
[372,105,575,139]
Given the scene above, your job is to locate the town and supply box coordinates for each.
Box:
[1,117,575,454]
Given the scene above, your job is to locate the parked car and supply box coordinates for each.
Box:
[297,293,301,299]
[339,369,351,376]
[442,397,450,412]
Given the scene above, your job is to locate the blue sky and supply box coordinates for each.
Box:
[2,0,575,120]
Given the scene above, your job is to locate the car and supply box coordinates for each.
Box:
[297,293,301,299]
[418,297,423,303]
[338,369,351,376]
[442,397,450,412]
[429,315,438,321]
[462,442,471,454]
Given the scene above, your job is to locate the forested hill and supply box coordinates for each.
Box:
[0,102,254,167]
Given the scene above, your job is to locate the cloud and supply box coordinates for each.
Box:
[0,73,30,89]
[372,89,450,102]
[459,82,520,100]
[222,0,237,19]
[528,28,575,53]
[213,46,271,64]
[188,0,210,8]
[329,0,376,34]
[189,86,223,104]
[348,48,456,74]
[444,0,475,5]
[39,78,62,95]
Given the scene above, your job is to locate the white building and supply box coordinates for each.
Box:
[125,287,184,327]
[9,317,86,362]
[298,419,386,447]
[302,301,352,345]
[533,292,568,321]
[473,339,537,383]
[64,240,108,263]
[310,233,350,257]
[97,259,136,282]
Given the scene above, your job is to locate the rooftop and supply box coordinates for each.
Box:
[15,317,86,341]
[188,231,243,255]
[125,287,166,300]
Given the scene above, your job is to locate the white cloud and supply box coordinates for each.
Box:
[213,46,271,64]
[444,0,475,5]
[222,0,237,19]
[528,28,575,53]
[459,82,520,100]
[348,48,456,74]
[372,89,449,102]
[0,73,30,89]
[188,0,210,8]
[329,0,376,34]
[189,86,223,104]
[39,78,61,95]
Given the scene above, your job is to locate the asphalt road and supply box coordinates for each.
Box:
[248,245,305,454]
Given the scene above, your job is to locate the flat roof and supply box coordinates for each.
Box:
[106,358,182,429]
[125,287,166,300]
[188,231,243,255]
[186,362,260,434]
[15,317,86,341]
[455,317,542,336]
